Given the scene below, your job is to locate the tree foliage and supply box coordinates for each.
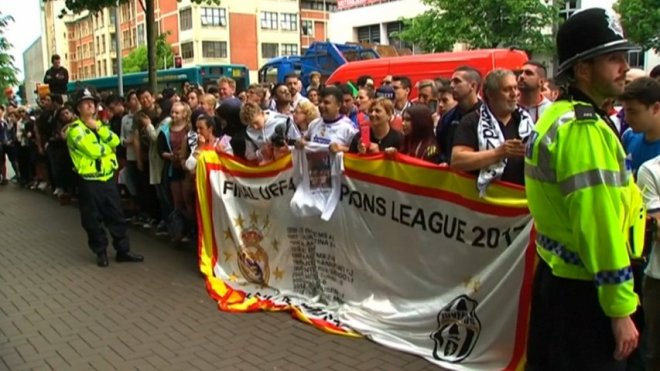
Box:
[44,0,220,92]
[398,0,561,55]
[122,32,174,73]
[615,0,660,52]
[0,11,20,104]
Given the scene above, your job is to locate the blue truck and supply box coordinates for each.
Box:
[257,42,380,90]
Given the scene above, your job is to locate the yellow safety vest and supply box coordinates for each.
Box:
[524,99,646,318]
[66,119,119,181]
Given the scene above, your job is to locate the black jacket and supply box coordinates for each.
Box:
[44,66,69,95]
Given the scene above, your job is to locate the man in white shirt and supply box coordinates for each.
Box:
[302,86,357,153]
[636,155,660,371]
[517,61,552,123]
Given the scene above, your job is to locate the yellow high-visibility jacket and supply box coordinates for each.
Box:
[524,96,646,318]
[66,119,119,181]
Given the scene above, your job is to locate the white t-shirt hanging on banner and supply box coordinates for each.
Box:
[290,143,344,221]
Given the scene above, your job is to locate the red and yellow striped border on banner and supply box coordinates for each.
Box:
[196,150,536,368]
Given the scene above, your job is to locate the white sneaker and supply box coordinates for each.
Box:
[38,182,48,191]
[53,188,64,196]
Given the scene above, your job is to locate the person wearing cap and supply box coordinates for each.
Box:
[66,87,144,267]
[374,85,403,131]
[524,8,647,370]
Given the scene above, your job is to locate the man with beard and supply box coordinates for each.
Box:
[518,61,553,123]
[451,69,534,194]
[525,8,646,370]
[435,66,482,164]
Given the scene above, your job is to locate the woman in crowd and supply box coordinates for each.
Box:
[185,89,201,112]
[157,102,193,242]
[356,86,374,119]
[216,97,246,159]
[16,107,35,187]
[386,104,442,164]
[53,105,77,202]
[351,98,403,154]
[293,100,319,136]
[185,115,219,174]
[307,88,319,106]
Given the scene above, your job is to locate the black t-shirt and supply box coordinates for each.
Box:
[452,110,525,186]
[350,128,404,153]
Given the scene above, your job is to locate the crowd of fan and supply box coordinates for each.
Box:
[1,64,658,246]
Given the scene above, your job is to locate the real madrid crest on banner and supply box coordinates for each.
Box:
[430,295,481,363]
[228,211,272,287]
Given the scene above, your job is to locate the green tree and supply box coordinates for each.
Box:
[615,0,660,52]
[45,0,220,93]
[122,32,174,73]
[398,0,561,56]
[0,11,20,105]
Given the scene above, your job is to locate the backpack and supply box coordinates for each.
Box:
[167,209,188,242]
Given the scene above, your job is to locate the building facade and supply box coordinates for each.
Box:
[42,0,334,83]
[300,0,336,52]
[22,37,46,105]
[328,0,425,51]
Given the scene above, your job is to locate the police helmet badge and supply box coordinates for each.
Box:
[604,8,624,38]
[430,295,481,363]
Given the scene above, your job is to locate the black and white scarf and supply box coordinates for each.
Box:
[477,104,534,197]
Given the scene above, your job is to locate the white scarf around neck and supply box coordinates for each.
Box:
[476,104,534,197]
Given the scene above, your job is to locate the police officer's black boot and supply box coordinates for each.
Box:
[116,251,144,263]
[96,252,109,267]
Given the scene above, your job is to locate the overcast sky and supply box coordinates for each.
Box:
[1,0,42,82]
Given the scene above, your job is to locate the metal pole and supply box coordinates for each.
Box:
[323,0,327,41]
[114,2,124,96]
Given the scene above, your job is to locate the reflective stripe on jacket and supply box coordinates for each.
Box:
[524,99,645,317]
[66,119,119,181]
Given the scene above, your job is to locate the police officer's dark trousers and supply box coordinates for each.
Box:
[78,176,130,254]
[526,260,626,371]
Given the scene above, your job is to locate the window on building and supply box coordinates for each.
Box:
[628,50,645,69]
[96,36,100,51]
[261,43,279,58]
[201,7,227,27]
[202,41,228,58]
[559,0,580,21]
[260,12,278,30]
[181,42,194,59]
[386,21,411,50]
[110,10,116,25]
[110,33,117,52]
[357,24,380,44]
[83,44,88,58]
[103,60,107,75]
[180,8,192,31]
[121,3,130,22]
[101,35,106,53]
[281,43,298,56]
[280,13,297,31]
[137,24,145,45]
[301,20,313,36]
[132,29,136,48]
[112,58,118,75]
[99,13,104,27]
[97,61,101,76]
[123,30,131,47]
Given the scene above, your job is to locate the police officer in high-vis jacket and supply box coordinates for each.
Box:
[67,87,144,267]
[524,8,647,371]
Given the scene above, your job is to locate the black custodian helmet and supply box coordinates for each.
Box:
[72,86,100,107]
[556,7,638,76]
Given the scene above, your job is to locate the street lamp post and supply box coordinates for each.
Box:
[114,1,124,96]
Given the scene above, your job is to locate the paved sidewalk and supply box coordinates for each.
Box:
[0,185,440,371]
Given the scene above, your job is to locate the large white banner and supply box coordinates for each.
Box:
[197,152,534,370]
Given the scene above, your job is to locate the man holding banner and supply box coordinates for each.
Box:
[524,8,647,371]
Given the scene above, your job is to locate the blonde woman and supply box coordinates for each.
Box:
[157,102,193,241]
[293,100,319,136]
